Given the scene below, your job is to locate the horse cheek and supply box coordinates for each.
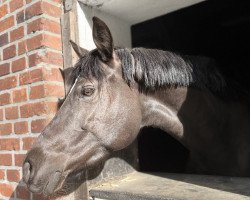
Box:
[116,90,142,150]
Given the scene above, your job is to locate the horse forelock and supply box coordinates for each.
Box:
[74,49,105,82]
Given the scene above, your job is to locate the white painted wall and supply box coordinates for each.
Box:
[76,2,132,50]
[76,0,206,50]
[78,0,206,25]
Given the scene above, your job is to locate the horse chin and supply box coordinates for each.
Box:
[50,169,87,197]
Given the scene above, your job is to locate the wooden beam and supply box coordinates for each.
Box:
[60,1,89,199]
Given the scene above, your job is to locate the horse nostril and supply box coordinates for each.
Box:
[23,162,31,183]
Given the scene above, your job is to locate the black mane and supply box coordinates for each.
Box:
[116,48,226,93]
[75,47,248,99]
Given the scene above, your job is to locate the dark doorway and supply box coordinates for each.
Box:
[138,127,189,172]
[132,0,250,172]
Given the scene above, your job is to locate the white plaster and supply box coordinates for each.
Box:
[78,0,206,25]
[76,0,206,49]
[76,1,132,50]
[77,2,97,50]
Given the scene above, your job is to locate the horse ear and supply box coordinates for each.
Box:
[92,17,114,62]
[60,67,77,96]
[70,40,88,58]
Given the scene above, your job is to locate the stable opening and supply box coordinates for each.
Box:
[138,127,189,173]
[132,0,250,173]
[76,0,250,175]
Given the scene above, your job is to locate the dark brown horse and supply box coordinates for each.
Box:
[23,17,250,196]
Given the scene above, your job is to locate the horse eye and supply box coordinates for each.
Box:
[82,86,95,96]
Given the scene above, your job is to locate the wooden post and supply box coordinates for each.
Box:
[61,0,89,199]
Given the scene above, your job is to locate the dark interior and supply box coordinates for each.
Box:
[132,0,250,172]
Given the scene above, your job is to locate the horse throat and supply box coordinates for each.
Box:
[139,87,188,145]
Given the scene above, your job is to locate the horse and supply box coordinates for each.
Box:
[23,17,250,196]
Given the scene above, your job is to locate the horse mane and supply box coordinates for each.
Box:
[116,48,226,92]
[75,47,249,99]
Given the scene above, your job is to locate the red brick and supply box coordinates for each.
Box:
[0,183,14,197]
[0,63,10,76]
[0,123,12,135]
[22,137,36,150]
[0,33,8,47]
[27,18,42,34]
[42,1,61,17]
[0,138,19,150]
[0,4,8,19]
[0,169,5,180]
[18,40,27,55]
[27,18,61,34]
[7,170,20,182]
[3,44,16,60]
[20,103,32,118]
[10,0,24,12]
[30,84,45,99]
[15,154,26,166]
[25,1,61,19]
[45,84,65,97]
[43,34,62,51]
[12,88,27,103]
[10,26,24,42]
[45,51,63,66]
[30,84,64,99]
[26,34,61,51]
[28,51,63,67]
[14,121,29,134]
[16,186,30,199]
[0,76,17,90]
[25,1,43,20]
[43,68,63,82]
[43,51,63,66]
[0,109,3,121]
[28,52,43,67]
[26,34,43,51]
[16,10,25,24]
[0,154,12,166]
[19,68,43,85]
[31,118,50,133]
[12,57,26,72]
[0,93,11,106]
[5,106,19,120]
[20,101,58,118]
[35,101,58,115]
[0,16,14,32]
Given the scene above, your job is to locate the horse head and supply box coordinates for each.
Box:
[23,17,142,196]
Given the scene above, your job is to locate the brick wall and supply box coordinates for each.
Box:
[0,0,64,199]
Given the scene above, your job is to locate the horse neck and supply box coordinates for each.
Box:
[138,86,226,147]
[139,87,188,144]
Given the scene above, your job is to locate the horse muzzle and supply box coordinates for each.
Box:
[23,161,63,195]
[22,146,66,196]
